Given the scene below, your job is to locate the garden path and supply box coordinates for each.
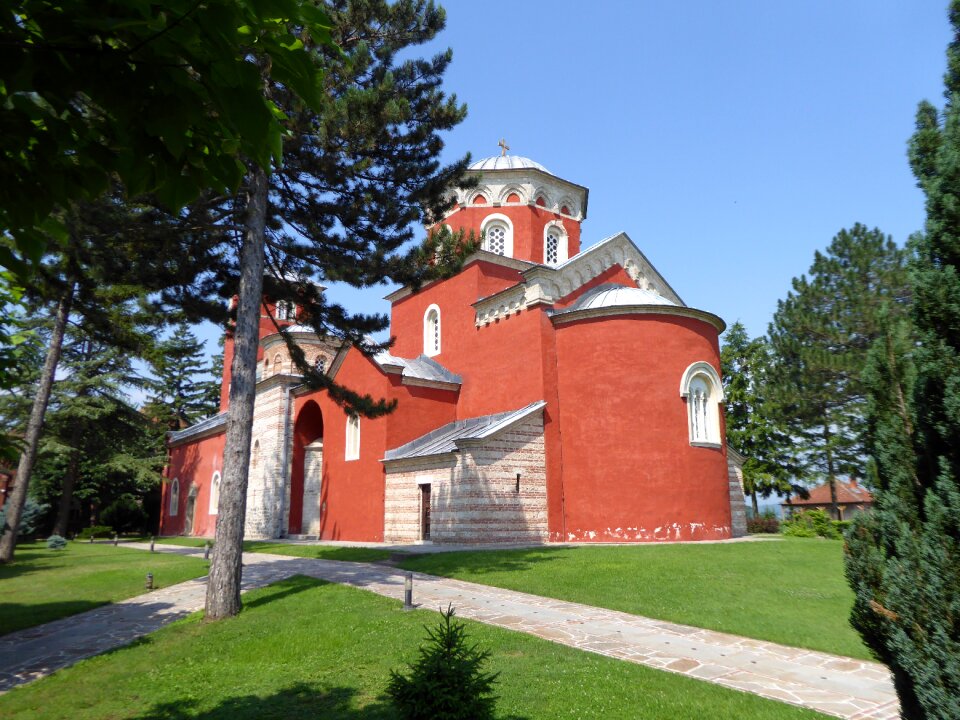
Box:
[0,542,898,720]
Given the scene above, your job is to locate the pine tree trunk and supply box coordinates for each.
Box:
[53,440,82,537]
[751,491,759,516]
[204,165,268,620]
[0,282,75,562]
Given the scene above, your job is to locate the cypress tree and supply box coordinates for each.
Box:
[845,4,960,716]
[767,224,908,512]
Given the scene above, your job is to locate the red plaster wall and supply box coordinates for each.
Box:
[291,349,390,541]
[444,205,581,263]
[160,432,225,537]
[384,378,458,450]
[552,313,730,542]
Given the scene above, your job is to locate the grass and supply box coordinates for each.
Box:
[397,537,871,660]
[155,536,394,563]
[0,541,209,636]
[0,576,829,720]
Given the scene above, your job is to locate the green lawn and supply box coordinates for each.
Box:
[155,536,393,563]
[0,541,209,635]
[0,576,829,720]
[397,537,871,660]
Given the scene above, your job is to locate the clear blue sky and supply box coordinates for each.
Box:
[200,1,954,353]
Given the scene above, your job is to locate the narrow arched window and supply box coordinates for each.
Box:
[679,362,724,447]
[543,223,568,266]
[486,222,507,255]
[276,300,294,321]
[209,471,222,514]
[424,305,441,357]
[274,353,283,373]
[314,356,326,373]
[345,415,361,460]
[169,478,180,516]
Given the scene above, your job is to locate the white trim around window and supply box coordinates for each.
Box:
[208,471,222,514]
[480,213,514,258]
[423,304,441,357]
[543,220,568,266]
[345,415,360,461]
[679,361,725,447]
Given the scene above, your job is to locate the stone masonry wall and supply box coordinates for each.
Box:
[384,414,548,544]
[727,455,748,537]
[245,382,292,538]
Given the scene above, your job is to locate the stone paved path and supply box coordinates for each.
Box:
[0,543,899,720]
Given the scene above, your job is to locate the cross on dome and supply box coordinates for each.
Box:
[498,138,510,156]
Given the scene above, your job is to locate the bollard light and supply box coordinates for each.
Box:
[89,534,93,543]
[113,534,119,546]
[145,572,154,590]
[403,572,414,610]
[150,537,155,552]
[204,541,210,560]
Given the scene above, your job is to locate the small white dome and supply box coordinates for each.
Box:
[469,155,550,173]
[570,284,677,310]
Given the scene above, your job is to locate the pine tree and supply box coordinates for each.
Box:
[767,224,908,513]
[720,322,802,514]
[145,323,220,431]
[844,4,960,716]
[204,0,471,619]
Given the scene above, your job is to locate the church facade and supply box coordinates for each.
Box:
[160,154,747,544]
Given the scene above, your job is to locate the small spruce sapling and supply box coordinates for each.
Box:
[387,604,499,720]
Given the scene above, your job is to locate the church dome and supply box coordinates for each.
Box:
[468,155,550,173]
[568,283,678,310]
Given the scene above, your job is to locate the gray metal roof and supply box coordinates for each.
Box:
[468,155,550,173]
[554,283,677,315]
[383,401,546,462]
[168,412,227,444]
[374,352,462,386]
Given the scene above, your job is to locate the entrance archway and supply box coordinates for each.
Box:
[290,400,324,535]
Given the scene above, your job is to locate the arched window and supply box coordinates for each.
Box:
[345,415,361,460]
[423,304,441,357]
[480,214,513,257]
[274,353,283,373]
[679,362,725,446]
[543,223,568,266]
[169,478,180,516]
[209,471,222,514]
[314,355,327,373]
[276,300,294,321]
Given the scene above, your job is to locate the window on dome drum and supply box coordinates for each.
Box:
[314,356,326,373]
[345,415,360,460]
[276,300,294,321]
[424,305,441,356]
[680,362,724,447]
[485,222,507,255]
[169,478,179,516]
[209,471,221,514]
[546,230,560,265]
[274,353,283,372]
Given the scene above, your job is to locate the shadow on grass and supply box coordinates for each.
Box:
[242,575,321,610]
[132,682,529,720]
[133,683,393,720]
[396,547,572,577]
[0,600,105,636]
[242,543,392,564]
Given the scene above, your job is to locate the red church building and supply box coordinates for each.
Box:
[160,153,747,544]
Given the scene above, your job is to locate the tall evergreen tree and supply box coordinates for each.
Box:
[767,224,909,514]
[720,322,802,514]
[204,0,472,619]
[845,4,960,716]
[145,324,221,431]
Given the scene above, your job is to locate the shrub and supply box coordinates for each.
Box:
[77,525,114,540]
[781,509,841,539]
[833,520,852,534]
[101,496,147,534]
[746,514,780,534]
[46,534,67,550]
[387,604,499,720]
[0,498,50,538]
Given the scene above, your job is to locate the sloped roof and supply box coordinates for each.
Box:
[168,412,227,445]
[558,283,678,313]
[784,480,874,506]
[383,401,546,462]
[373,352,462,387]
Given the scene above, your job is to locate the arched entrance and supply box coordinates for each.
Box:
[290,400,324,535]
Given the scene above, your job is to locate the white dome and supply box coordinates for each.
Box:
[569,284,677,310]
[468,155,550,173]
